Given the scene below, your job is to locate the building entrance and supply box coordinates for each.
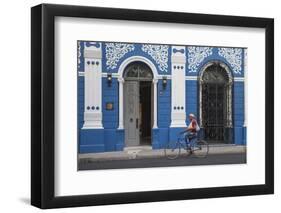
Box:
[124,61,153,147]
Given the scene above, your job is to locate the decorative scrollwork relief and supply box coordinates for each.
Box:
[141,44,169,72]
[187,47,213,72]
[105,43,135,70]
[218,48,242,74]
[78,41,82,69]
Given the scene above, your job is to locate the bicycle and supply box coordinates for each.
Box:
[164,130,209,159]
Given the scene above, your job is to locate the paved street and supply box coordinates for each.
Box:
[78,153,246,170]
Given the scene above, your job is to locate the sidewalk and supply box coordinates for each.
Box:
[79,144,246,162]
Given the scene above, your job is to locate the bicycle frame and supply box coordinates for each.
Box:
[177,130,203,151]
[164,129,208,160]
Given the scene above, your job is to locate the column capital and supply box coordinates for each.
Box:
[153,79,158,84]
[118,78,124,83]
[83,42,102,59]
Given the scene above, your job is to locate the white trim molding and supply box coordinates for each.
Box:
[102,72,119,78]
[117,78,124,129]
[82,42,103,129]
[234,77,245,82]
[117,56,159,79]
[185,76,198,81]
[101,72,170,80]
[170,46,187,127]
[117,56,159,129]
[152,79,158,128]
[78,71,84,77]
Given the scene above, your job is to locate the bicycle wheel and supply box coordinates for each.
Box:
[192,140,209,158]
[164,141,180,159]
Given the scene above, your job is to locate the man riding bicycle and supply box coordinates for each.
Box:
[164,113,208,159]
[182,113,200,150]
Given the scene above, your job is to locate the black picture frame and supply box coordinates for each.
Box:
[31,3,274,209]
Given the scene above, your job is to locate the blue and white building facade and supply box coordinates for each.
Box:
[78,41,247,153]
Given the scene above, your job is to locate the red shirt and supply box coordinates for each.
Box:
[188,119,197,133]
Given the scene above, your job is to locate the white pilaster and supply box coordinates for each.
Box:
[170,46,187,127]
[82,42,103,129]
[118,78,124,129]
[153,79,158,128]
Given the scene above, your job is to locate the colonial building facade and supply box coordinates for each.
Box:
[78,41,247,153]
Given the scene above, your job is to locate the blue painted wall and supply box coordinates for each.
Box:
[80,129,105,153]
[153,79,171,149]
[102,77,120,151]
[185,80,198,124]
[233,81,245,145]
[102,77,119,129]
[78,76,84,130]
[157,79,171,128]
[78,41,246,153]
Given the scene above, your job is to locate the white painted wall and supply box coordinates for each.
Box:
[0,0,279,213]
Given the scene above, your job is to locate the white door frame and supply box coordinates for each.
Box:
[117,56,159,130]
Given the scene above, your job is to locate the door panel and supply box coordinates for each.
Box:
[124,81,140,146]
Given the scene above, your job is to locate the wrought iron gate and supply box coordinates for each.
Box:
[200,62,231,143]
[202,83,226,142]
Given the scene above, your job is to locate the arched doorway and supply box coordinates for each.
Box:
[123,61,154,147]
[199,61,233,143]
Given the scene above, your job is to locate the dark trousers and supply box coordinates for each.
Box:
[184,131,197,147]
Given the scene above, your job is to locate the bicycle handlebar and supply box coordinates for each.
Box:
[178,130,188,135]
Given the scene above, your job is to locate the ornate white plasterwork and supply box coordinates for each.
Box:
[141,44,169,72]
[105,43,135,70]
[78,41,81,69]
[218,48,242,74]
[187,46,213,72]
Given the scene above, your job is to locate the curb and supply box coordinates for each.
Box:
[79,145,246,162]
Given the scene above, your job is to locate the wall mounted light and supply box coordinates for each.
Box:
[107,73,112,87]
[162,76,167,89]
